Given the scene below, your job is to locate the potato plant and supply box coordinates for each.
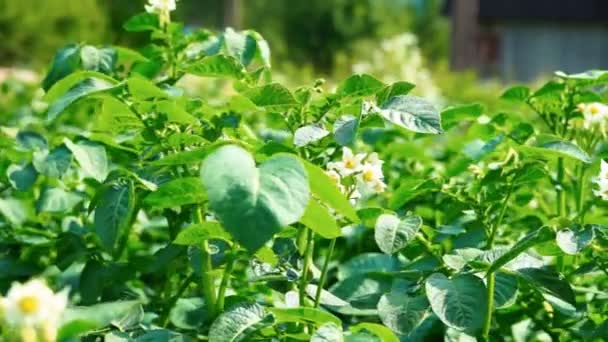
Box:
[1,3,608,342]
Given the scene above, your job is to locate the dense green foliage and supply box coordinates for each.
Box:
[1,4,608,342]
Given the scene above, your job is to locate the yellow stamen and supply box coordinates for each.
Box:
[344,158,356,169]
[363,169,375,182]
[18,296,39,314]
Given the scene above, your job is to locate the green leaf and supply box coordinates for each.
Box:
[157,100,198,125]
[144,177,206,210]
[43,71,118,103]
[337,253,400,280]
[150,146,215,166]
[93,181,135,253]
[42,44,81,91]
[33,145,72,178]
[374,214,422,254]
[501,86,530,102]
[488,226,555,274]
[516,267,576,305]
[208,303,272,342]
[201,145,309,251]
[336,74,386,98]
[184,55,245,79]
[0,198,29,226]
[300,199,341,239]
[60,301,142,339]
[16,131,48,150]
[127,76,169,100]
[311,323,344,342]
[169,298,208,330]
[36,188,83,213]
[389,178,439,210]
[376,81,415,106]
[425,273,487,334]
[244,83,298,112]
[80,45,117,73]
[518,140,592,164]
[269,307,341,327]
[556,225,595,255]
[123,13,160,32]
[174,222,232,245]
[222,28,257,66]
[301,160,359,223]
[294,124,329,147]
[64,138,109,182]
[47,78,120,121]
[7,164,38,191]
[379,95,443,134]
[494,272,518,309]
[349,323,399,342]
[377,292,428,335]
[441,103,484,130]
[333,115,358,146]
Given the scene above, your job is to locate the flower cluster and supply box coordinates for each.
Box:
[145,0,178,26]
[326,147,386,200]
[578,102,608,132]
[0,279,68,342]
[593,160,608,200]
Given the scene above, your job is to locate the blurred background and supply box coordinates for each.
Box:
[1,0,607,106]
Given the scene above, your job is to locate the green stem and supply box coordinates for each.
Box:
[556,158,566,217]
[298,228,314,308]
[482,272,496,341]
[314,238,336,308]
[161,273,195,327]
[487,184,512,248]
[216,255,236,313]
[196,208,217,317]
[576,165,586,223]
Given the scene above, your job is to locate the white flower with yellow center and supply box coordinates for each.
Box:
[578,102,608,129]
[357,153,386,194]
[145,0,178,26]
[0,279,68,342]
[328,147,365,176]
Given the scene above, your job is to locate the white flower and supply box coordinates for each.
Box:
[145,0,178,26]
[0,279,68,342]
[327,147,365,176]
[356,153,386,194]
[578,102,608,129]
[593,160,608,200]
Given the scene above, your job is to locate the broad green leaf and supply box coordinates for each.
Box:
[337,253,400,280]
[389,178,439,210]
[377,292,428,335]
[425,273,487,334]
[7,164,38,191]
[36,188,83,213]
[301,160,359,222]
[42,44,81,91]
[494,272,518,309]
[157,100,198,125]
[150,146,215,166]
[379,95,443,134]
[268,307,341,326]
[223,28,257,66]
[80,45,117,73]
[244,83,298,112]
[60,301,142,340]
[174,222,232,245]
[47,78,120,121]
[201,145,309,251]
[500,86,530,102]
[333,115,358,146]
[311,323,344,342]
[208,303,271,342]
[556,225,595,255]
[294,124,329,147]
[0,198,29,226]
[300,199,341,239]
[349,323,399,342]
[487,226,554,274]
[376,81,415,106]
[97,96,143,134]
[518,140,592,164]
[33,146,72,178]
[123,13,159,32]
[44,70,118,103]
[144,177,206,210]
[64,138,109,182]
[16,131,48,150]
[516,267,576,305]
[441,103,484,130]
[374,214,422,254]
[93,181,135,253]
[305,285,378,316]
[169,298,207,330]
[184,55,245,80]
[127,76,169,100]
[330,274,392,312]
[247,30,271,67]
[336,74,385,98]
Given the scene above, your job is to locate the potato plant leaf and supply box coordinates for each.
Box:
[208,303,271,342]
[374,214,422,254]
[379,95,443,134]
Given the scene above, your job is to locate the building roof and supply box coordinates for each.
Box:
[444,0,608,22]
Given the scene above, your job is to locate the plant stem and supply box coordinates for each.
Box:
[487,184,512,248]
[298,228,314,308]
[556,158,566,217]
[576,165,586,223]
[161,273,195,327]
[482,271,496,341]
[195,208,217,317]
[314,238,336,308]
[216,255,236,313]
